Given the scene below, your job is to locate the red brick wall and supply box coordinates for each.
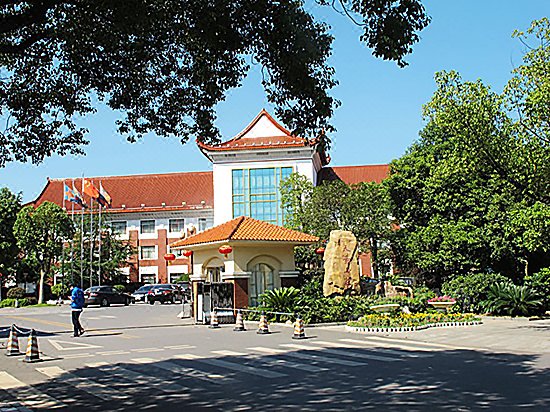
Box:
[128,229,139,282]
[157,229,168,283]
[231,278,249,309]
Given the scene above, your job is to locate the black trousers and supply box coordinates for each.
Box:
[72,310,83,336]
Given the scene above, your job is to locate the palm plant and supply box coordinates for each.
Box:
[260,287,300,316]
[483,283,542,317]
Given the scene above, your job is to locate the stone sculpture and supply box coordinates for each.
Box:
[375,281,414,298]
[323,230,361,296]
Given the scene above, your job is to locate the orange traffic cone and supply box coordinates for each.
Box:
[5,325,21,356]
[292,315,306,339]
[257,312,270,335]
[23,329,41,363]
[233,310,246,332]
[209,310,220,329]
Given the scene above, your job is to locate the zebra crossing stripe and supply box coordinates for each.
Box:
[340,338,442,352]
[36,366,130,401]
[361,336,468,350]
[0,371,66,409]
[310,340,429,358]
[247,347,286,354]
[284,343,400,363]
[134,357,229,383]
[283,350,367,367]
[192,358,287,379]
[84,362,189,395]
[211,350,247,356]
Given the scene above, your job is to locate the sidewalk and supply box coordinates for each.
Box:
[320,316,550,355]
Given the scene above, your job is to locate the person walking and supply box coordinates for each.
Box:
[70,283,85,337]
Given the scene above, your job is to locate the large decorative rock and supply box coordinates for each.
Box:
[323,230,361,296]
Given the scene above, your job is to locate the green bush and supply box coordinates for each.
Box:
[51,284,69,298]
[442,273,512,313]
[174,274,190,283]
[260,287,300,319]
[6,287,25,299]
[524,268,550,310]
[113,284,126,292]
[0,298,16,308]
[482,283,542,317]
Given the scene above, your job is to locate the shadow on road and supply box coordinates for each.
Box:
[1,345,549,411]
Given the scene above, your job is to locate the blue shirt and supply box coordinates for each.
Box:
[71,287,85,310]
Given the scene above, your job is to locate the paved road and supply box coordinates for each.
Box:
[1,304,549,411]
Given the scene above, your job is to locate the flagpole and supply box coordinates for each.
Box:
[80,177,85,289]
[98,190,102,287]
[70,180,75,286]
[61,181,66,287]
[89,194,94,288]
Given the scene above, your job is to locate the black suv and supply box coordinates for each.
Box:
[84,286,134,307]
[147,284,182,304]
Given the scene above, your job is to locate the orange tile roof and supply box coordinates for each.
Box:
[30,171,213,213]
[317,165,390,185]
[171,216,319,248]
[198,109,315,152]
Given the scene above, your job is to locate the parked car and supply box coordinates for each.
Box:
[84,286,134,307]
[174,282,191,303]
[148,284,182,304]
[131,284,155,302]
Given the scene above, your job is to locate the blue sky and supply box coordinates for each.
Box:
[2,0,548,202]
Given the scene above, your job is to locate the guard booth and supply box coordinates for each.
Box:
[194,281,234,324]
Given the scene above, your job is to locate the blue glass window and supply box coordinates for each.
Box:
[232,167,293,225]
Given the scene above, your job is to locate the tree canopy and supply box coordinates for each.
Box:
[0,187,21,280]
[0,0,429,167]
[386,18,550,285]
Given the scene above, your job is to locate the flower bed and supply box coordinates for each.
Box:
[346,312,482,332]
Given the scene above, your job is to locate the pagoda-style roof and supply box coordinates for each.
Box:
[170,216,319,248]
[197,109,318,156]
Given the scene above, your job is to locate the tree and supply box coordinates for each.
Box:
[14,202,74,303]
[62,212,135,287]
[386,19,550,285]
[0,0,430,166]
[281,173,393,277]
[0,187,21,286]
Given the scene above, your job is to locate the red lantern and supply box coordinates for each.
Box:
[164,253,176,263]
[315,246,325,255]
[218,244,233,257]
[183,250,193,258]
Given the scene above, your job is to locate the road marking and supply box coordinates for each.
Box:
[84,362,189,395]
[0,371,66,409]
[96,350,129,356]
[6,315,67,328]
[36,366,129,401]
[100,315,117,319]
[192,358,286,379]
[175,353,201,360]
[131,347,165,353]
[360,336,469,350]
[48,339,102,351]
[283,351,366,367]
[211,350,247,356]
[133,358,228,383]
[86,317,101,320]
[258,357,327,373]
[311,340,429,358]
[340,338,444,352]
[63,353,92,359]
[282,343,400,362]
[164,344,196,350]
[247,346,286,355]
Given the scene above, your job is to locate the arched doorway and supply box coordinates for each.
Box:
[249,263,275,306]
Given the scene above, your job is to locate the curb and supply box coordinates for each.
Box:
[345,320,483,333]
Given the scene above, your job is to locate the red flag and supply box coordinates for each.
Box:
[83,179,100,199]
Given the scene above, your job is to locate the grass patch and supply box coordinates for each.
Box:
[348,312,481,328]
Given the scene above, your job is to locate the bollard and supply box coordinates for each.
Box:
[5,325,21,356]
[209,310,220,329]
[257,312,270,335]
[23,329,41,363]
[292,315,306,340]
[233,310,246,332]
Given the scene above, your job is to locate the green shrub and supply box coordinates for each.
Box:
[51,284,69,298]
[482,283,543,317]
[6,287,25,299]
[260,287,300,318]
[0,298,16,308]
[174,274,190,283]
[524,268,550,310]
[113,284,126,292]
[442,273,512,313]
